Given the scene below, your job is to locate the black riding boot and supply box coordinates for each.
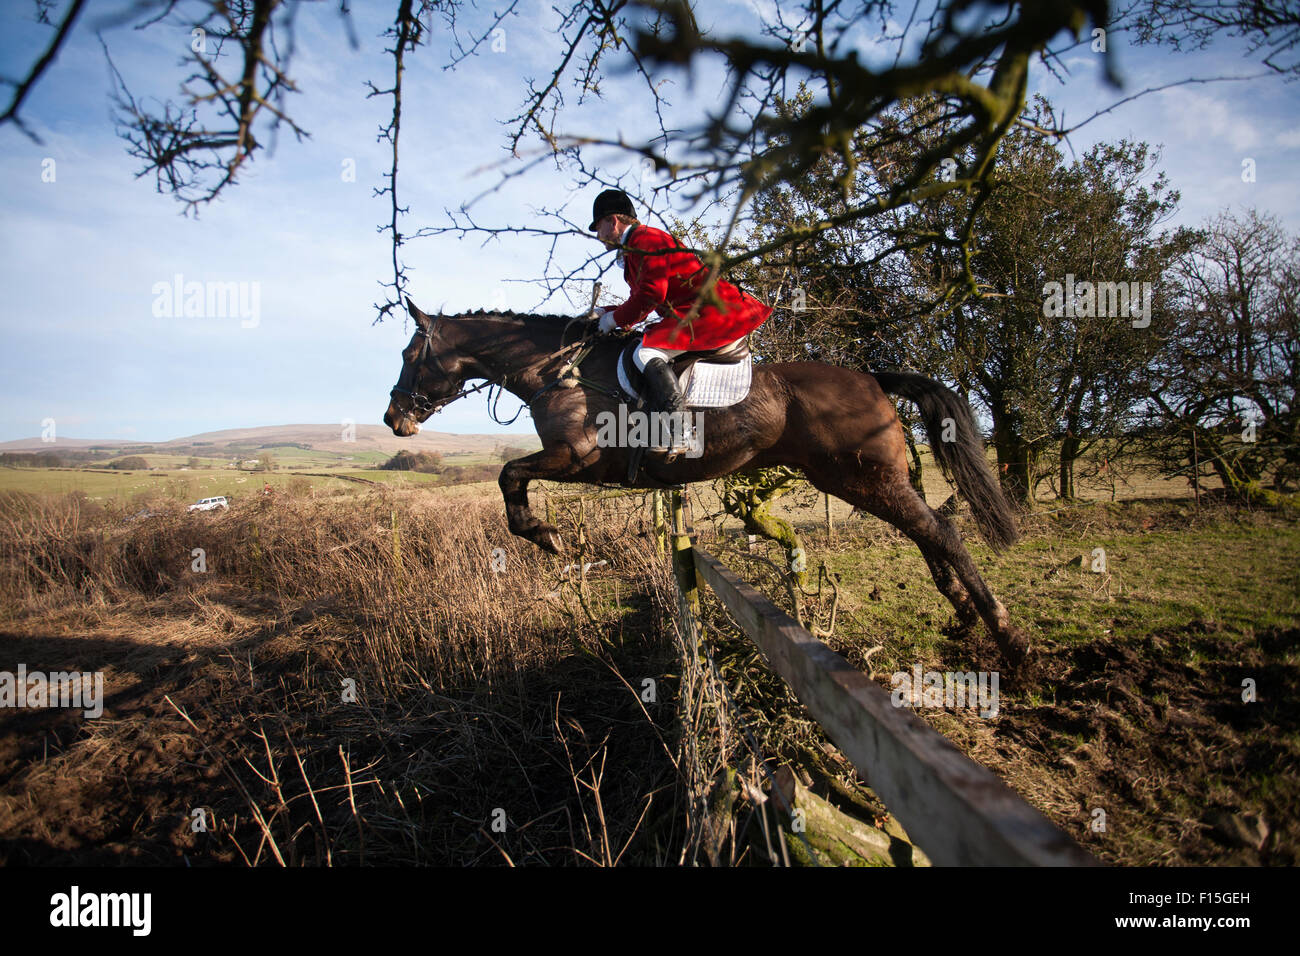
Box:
[641,358,690,453]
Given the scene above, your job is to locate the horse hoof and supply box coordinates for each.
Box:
[536,527,564,555]
[995,625,1032,670]
[944,605,981,634]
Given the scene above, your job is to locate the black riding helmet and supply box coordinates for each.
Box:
[589,189,636,231]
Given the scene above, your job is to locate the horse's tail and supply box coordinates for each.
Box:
[873,371,1019,551]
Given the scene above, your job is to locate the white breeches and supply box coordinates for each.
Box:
[634,343,686,371]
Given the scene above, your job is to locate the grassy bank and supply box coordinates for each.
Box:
[693,497,1300,865]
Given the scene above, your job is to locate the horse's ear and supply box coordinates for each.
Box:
[406,297,432,332]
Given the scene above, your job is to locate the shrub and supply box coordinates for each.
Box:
[382,450,444,473]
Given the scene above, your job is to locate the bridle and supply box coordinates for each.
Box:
[389,312,605,421]
[389,314,496,416]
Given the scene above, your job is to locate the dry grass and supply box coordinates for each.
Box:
[0,488,689,865]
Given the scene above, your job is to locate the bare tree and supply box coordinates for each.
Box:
[1132,0,1300,75]
[1142,209,1299,503]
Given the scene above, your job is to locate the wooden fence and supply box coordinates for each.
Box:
[667,489,1096,867]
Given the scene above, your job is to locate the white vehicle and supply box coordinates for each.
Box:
[188,496,229,512]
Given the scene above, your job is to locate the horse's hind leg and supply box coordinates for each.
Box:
[920,549,981,629]
[812,465,1029,667]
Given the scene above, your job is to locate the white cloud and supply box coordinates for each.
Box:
[1156,88,1261,151]
[1276,128,1300,149]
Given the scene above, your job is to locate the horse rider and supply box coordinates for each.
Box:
[589,188,771,451]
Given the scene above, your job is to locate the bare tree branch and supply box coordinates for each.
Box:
[1131,0,1300,75]
[105,0,311,214]
[0,0,87,142]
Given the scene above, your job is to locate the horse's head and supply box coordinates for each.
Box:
[383,299,468,437]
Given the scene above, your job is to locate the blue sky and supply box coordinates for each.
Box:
[0,1,1295,444]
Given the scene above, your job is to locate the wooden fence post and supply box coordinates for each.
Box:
[671,489,699,622]
[652,490,667,555]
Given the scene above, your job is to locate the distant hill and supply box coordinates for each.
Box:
[0,424,539,456]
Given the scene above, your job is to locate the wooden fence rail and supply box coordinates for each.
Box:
[673,490,1096,866]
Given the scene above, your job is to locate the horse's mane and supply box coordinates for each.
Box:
[439,309,583,328]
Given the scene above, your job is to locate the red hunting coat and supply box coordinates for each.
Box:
[611,225,771,351]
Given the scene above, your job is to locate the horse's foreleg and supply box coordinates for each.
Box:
[499,444,585,554]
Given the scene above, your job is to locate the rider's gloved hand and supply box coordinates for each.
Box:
[597,307,620,333]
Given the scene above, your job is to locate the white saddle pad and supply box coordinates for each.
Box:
[617,354,753,409]
[678,358,753,407]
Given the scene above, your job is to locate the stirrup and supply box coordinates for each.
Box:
[648,409,697,457]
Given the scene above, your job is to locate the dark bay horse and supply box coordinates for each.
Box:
[384,300,1030,666]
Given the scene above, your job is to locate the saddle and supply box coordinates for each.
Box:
[615,336,753,408]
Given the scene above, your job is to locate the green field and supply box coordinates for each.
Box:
[0,465,454,503]
[0,442,530,506]
[1,436,1213,514]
